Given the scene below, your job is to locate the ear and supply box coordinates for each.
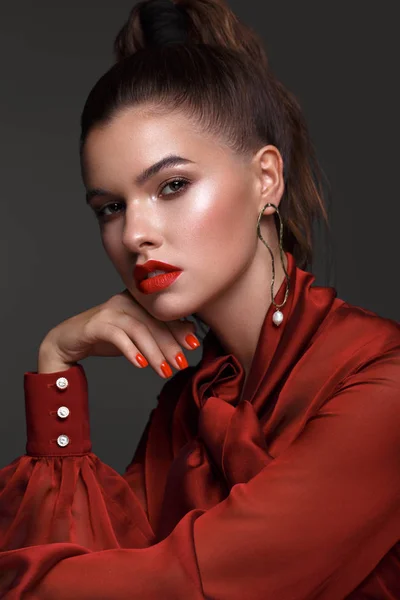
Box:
[251,145,285,217]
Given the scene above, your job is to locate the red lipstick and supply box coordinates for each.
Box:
[134,260,183,295]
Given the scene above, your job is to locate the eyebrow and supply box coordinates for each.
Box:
[85,154,195,204]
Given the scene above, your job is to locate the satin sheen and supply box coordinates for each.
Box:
[0,251,399,599]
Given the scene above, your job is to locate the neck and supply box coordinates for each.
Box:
[196,248,288,392]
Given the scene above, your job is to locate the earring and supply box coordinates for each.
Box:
[256,202,291,326]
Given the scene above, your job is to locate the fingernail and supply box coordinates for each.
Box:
[160,361,173,378]
[185,334,200,349]
[136,353,148,368]
[175,352,189,369]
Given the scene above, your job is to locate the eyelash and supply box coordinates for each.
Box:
[93,177,191,221]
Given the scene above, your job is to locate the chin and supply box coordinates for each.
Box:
[143,301,191,323]
[148,296,200,323]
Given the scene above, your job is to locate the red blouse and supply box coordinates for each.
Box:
[0,251,399,599]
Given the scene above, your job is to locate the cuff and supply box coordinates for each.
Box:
[24,364,92,457]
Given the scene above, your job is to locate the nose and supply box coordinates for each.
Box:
[121,202,163,254]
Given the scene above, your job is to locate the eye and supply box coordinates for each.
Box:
[93,178,190,221]
[159,177,190,196]
[93,202,124,221]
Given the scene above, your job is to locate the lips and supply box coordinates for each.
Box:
[134,259,182,286]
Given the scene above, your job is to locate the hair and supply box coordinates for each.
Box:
[79,0,334,339]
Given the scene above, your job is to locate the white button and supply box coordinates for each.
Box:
[56,377,69,390]
[57,435,69,447]
[57,406,70,419]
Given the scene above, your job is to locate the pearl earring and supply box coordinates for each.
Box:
[256,202,290,326]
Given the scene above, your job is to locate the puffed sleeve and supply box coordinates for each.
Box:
[0,364,159,596]
[1,344,400,599]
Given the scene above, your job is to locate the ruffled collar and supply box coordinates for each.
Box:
[191,250,339,414]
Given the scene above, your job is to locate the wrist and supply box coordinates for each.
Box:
[37,339,76,374]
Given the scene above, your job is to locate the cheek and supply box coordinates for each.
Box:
[100,226,127,272]
[179,179,250,247]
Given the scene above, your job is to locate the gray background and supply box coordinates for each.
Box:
[1,2,398,473]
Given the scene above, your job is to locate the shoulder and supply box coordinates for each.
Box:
[291,299,400,422]
[314,299,400,371]
[331,299,399,339]
[315,301,400,427]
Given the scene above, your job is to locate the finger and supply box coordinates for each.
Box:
[103,321,172,379]
[166,318,201,351]
[125,316,193,374]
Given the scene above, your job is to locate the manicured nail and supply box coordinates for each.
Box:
[175,352,189,369]
[136,353,148,368]
[185,334,200,349]
[160,361,173,378]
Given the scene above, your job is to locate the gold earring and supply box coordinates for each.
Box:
[256,202,290,326]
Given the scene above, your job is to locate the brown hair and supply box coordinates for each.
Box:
[79,0,333,336]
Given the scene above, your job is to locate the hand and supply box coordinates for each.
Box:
[37,289,200,378]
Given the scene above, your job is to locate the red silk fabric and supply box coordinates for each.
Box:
[0,251,399,599]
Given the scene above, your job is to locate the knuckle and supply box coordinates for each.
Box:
[102,321,117,339]
[82,319,98,341]
[98,306,114,321]
[129,318,149,335]
[146,321,173,343]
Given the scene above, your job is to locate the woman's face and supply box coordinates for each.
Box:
[82,106,283,323]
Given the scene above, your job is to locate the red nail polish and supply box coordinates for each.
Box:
[185,334,200,349]
[160,361,173,378]
[136,353,148,368]
[175,352,189,369]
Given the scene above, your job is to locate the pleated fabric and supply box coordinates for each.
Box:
[0,251,399,599]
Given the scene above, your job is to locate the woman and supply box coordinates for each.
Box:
[0,0,399,598]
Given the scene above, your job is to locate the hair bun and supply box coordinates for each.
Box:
[114,0,268,67]
[139,0,188,47]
